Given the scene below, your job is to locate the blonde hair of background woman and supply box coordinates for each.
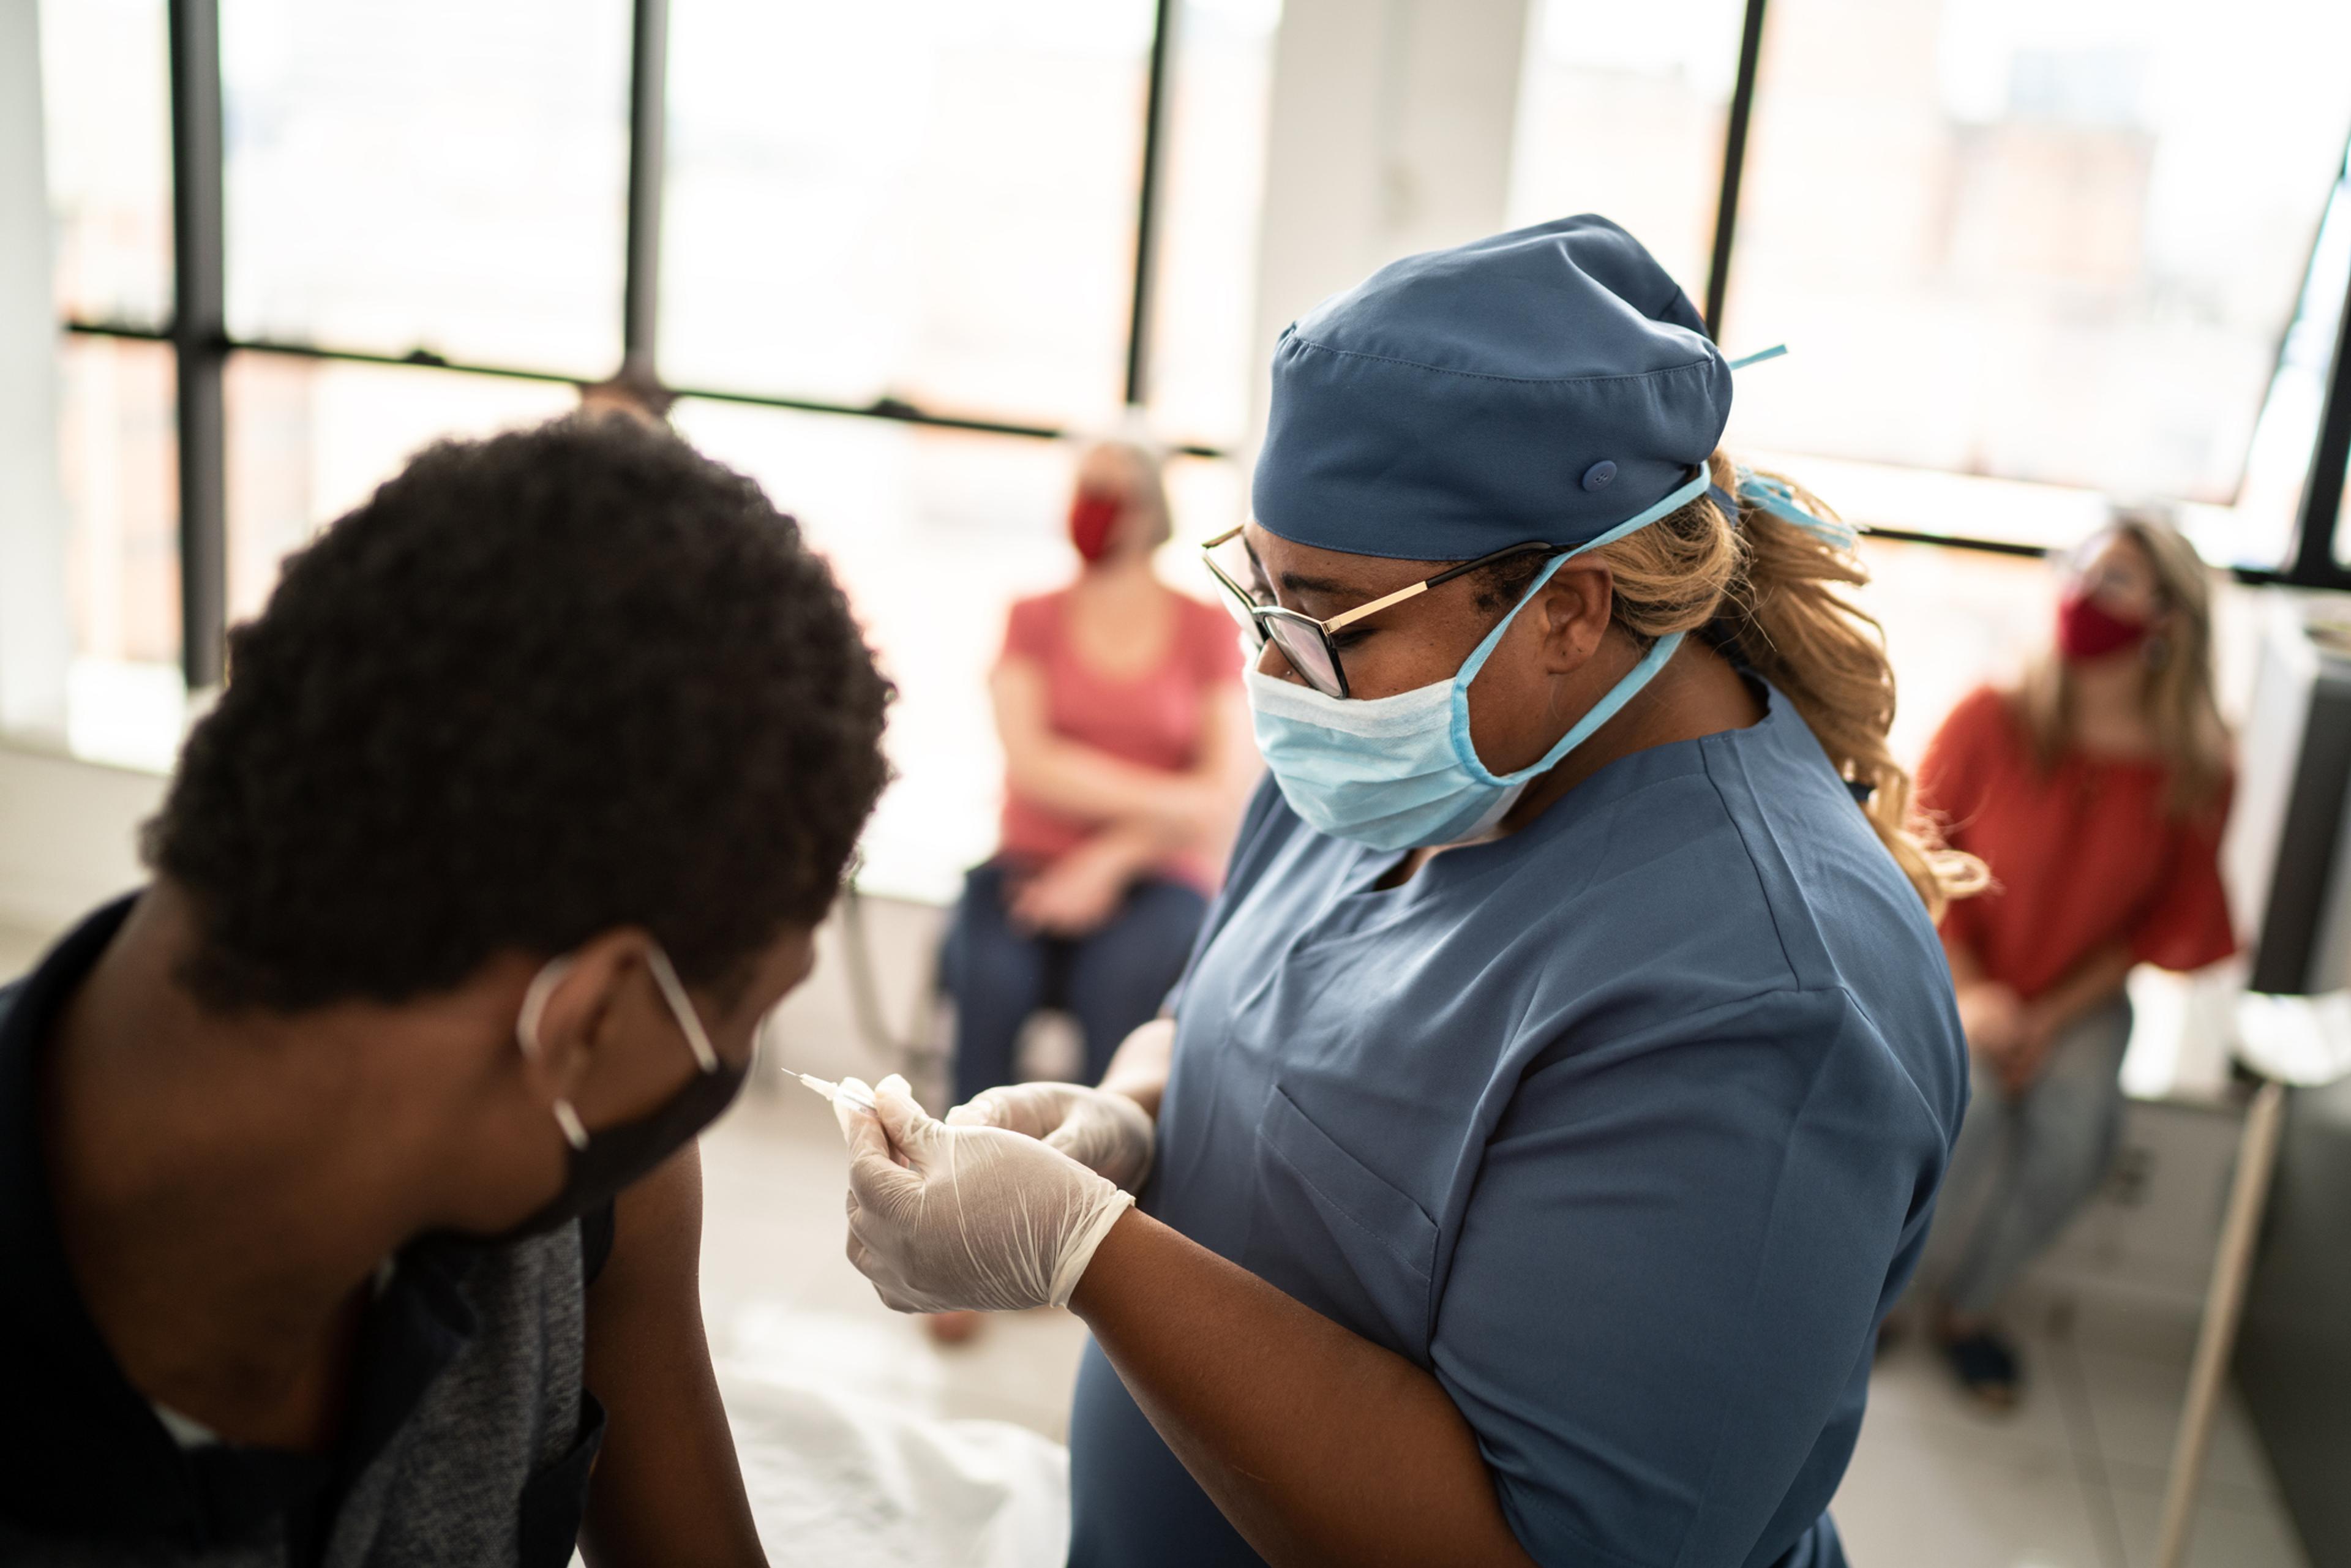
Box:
[1584,450,1987,920]
[2014,509,2230,819]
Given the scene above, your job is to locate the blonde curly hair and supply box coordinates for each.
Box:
[1584,451,1985,918]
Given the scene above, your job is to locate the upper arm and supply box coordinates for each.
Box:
[1430,994,1931,1566]
[2131,782,2239,972]
[992,595,1059,767]
[1916,688,2001,839]
[991,656,1053,767]
[578,1145,767,1568]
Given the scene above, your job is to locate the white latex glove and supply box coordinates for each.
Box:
[945,1081,1155,1193]
[836,1074,1135,1313]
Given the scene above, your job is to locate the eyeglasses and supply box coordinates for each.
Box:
[1200,525,1557,699]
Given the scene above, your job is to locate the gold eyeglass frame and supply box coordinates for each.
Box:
[1199,525,1557,699]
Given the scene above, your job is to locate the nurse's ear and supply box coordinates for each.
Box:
[1527,560,1618,674]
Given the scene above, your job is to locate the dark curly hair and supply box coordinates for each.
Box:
[144,416,893,1012]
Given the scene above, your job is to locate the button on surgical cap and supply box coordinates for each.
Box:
[1251,215,1732,562]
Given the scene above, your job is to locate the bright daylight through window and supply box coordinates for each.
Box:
[32,0,1278,891]
[28,0,2351,886]
[1722,0,2351,558]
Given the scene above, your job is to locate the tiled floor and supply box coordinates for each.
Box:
[700,1072,2314,1568]
[1840,1308,2307,1568]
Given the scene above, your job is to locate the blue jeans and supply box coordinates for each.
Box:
[1933,994,2134,1317]
[942,859,1207,1109]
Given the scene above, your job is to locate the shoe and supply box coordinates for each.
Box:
[1940,1327,2021,1410]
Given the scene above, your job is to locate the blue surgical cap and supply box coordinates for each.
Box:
[1251,215,1732,561]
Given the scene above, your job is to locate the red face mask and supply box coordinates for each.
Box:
[2055,587,2151,661]
[1068,488,1123,564]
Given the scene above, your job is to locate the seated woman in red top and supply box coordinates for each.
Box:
[1915,512,2235,1406]
[942,435,1255,1131]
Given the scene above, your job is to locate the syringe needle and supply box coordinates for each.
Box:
[786,1068,878,1114]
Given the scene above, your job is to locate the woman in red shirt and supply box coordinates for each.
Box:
[942,436,1256,1122]
[1915,512,2235,1406]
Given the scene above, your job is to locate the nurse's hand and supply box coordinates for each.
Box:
[836,1074,1135,1314]
[946,1081,1155,1192]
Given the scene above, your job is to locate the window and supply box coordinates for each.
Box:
[31,0,2351,834]
[53,334,182,769]
[673,397,1244,900]
[1722,0,2351,520]
[1507,0,1745,304]
[219,0,632,375]
[37,0,182,765]
[35,0,1284,917]
[225,359,580,623]
[40,0,174,328]
[661,0,1156,428]
[56,335,179,670]
[1141,0,1283,448]
[1863,537,2053,766]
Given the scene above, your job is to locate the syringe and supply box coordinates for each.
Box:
[788,1070,879,1116]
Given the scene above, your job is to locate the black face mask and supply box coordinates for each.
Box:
[496,1052,749,1242]
[489,947,750,1244]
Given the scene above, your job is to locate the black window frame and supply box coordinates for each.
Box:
[57,0,2351,686]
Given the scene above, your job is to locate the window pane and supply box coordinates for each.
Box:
[39,0,173,326]
[225,358,580,624]
[2242,154,2351,574]
[57,334,178,669]
[54,333,184,768]
[662,0,1155,429]
[1144,0,1281,448]
[220,0,631,375]
[671,400,1242,899]
[1723,0,2351,510]
[1507,0,1744,302]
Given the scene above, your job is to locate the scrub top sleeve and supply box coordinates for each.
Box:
[1430,990,1930,1568]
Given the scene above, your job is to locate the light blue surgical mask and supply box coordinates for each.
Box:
[1247,471,1711,851]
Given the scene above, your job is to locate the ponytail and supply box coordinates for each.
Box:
[1591,451,1985,919]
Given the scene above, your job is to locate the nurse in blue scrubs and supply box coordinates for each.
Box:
[833,216,1979,1567]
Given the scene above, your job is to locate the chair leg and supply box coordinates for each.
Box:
[2153,1076,2288,1568]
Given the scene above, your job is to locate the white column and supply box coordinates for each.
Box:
[0,0,73,738]
[1244,0,1534,456]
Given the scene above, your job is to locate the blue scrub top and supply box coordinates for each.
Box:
[1068,680,1968,1568]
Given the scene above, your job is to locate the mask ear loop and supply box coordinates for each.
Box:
[517,957,591,1152]
[1444,468,1710,787]
[644,945,721,1074]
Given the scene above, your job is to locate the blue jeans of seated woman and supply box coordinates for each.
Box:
[1933,994,2134,1318]
[943,859,1208,1111]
